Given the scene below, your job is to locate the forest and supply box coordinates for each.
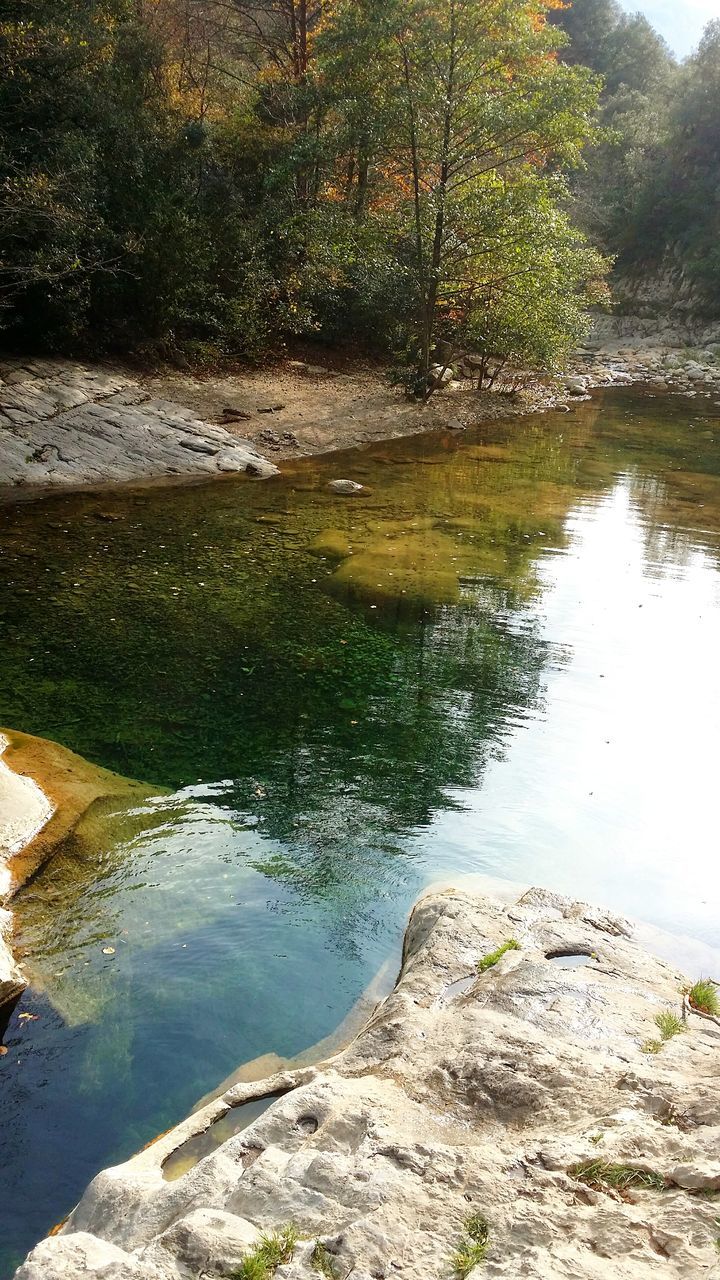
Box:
[1,0,718,388]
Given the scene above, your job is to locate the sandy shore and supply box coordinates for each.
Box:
[0,347,610,498]
[3,331,720,498]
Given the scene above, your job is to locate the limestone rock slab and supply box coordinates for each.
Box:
[0,358,278,491]
[13,887,720,1278]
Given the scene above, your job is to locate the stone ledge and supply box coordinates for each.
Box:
[15,885,720,1279]
[0,357,278,492]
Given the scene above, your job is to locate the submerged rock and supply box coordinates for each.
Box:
[327,479,363,495]
[0,729,153,1013]
[16,885,720,1279]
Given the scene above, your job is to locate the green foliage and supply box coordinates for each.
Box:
[688,979,720,1017]
[642,1010,684,1054]
[556,2,720,313]
[477,939,520,974]
[0,0,608,364]
[311,1241,341,1279]
[323,0,605,393]
[641,1038,663,1055]
[231,1226,299,1280]
[570,1161,665,1192]
[451,1213,491,1278]
[654,1011,684,1041]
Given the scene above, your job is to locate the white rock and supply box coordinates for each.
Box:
[327,479,363,495]
[20,886,720,1279]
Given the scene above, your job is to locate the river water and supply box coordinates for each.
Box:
[1,387,719,1273]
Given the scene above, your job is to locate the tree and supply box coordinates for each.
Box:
[323,0,604,395]
[552,0,677,260]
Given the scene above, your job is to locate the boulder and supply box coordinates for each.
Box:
[327,479,363,495]
[564,376,589,395]
[0,907,24,1008]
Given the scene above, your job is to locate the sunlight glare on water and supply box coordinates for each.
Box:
[425,473,720,942]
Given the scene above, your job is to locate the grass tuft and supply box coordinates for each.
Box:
[477,939,520,974]
[311,1241,340,1279]
[642,1038,663,1054]
[570,1160,665,1193]
[654,1011,684,1041]
[688,979,720,1017]
[451,1212,490,1277]
[232,1225,299,1280]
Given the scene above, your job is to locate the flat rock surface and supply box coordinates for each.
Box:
[0,357,278,492]
[16,886,720,1278]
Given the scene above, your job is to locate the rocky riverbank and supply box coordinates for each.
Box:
[3,333,720,496]
[16,884,720,1279]
[0,357,278,496]
[0,734,53,1008]
[0,730,150,1013]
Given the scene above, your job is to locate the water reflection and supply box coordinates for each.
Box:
[1,388,720,1273]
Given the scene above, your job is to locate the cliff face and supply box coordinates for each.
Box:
[16,885,720,1280]
[589,269,720,350]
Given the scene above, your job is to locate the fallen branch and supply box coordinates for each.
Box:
[683,994,720,1031]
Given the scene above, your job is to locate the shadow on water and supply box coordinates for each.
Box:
[1,387,720,1272]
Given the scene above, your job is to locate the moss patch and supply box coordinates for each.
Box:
[477,939,520,973]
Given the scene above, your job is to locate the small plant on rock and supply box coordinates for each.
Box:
[311,1241,341,1279]
[451,1212,490,1277]
[477,940,520,974]
[570,1160,665,1193]
[654,1011,684,1041]
[232,1225,299,1280]
[688,979,720,1017]
[642,1038,663,1054]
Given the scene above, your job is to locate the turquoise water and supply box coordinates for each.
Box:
[1,387,720,1272]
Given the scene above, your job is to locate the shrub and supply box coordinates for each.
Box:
[688,980,720,1017]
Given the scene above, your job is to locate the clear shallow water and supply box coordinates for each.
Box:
[1,387,720,1272]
